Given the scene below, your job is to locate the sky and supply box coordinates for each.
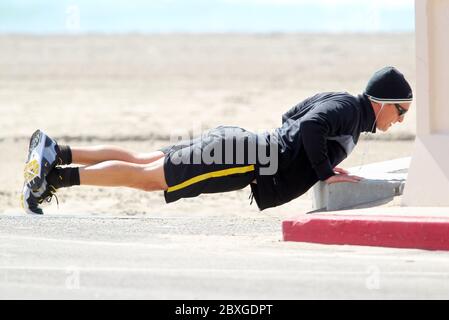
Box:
[0,0,415,33]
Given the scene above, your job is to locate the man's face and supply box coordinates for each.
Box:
[376,103,411,132]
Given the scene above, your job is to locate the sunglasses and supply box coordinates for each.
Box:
[394,104,408,117]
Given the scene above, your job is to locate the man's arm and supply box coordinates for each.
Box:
[299,101,361,183]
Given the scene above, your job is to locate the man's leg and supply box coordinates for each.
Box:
[48,156,168,192]
[23,156,169,215]
[24,133,165,188]
[71,145,165,166]
[78,157,168,191]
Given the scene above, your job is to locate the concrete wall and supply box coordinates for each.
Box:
[402,0,449,206]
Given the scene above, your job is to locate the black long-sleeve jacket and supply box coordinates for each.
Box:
[251,92,376,210]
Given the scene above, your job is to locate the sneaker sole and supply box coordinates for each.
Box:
[20,187,43,215]
[24,130,55,191]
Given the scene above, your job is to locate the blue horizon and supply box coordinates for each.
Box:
[0,0,415,34]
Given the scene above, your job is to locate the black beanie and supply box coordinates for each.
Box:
[364,66,413,103]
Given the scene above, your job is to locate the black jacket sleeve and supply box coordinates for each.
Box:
[282,105,299,124]
[299,101,357,181]
[282,96,314,124]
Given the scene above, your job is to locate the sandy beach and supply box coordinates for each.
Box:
[0,33,416,216]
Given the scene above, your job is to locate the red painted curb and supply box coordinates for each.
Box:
[282,214,449,251]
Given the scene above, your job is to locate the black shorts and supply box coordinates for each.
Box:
[160,126,258,204]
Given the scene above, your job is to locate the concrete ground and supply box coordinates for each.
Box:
[2,205,449,299]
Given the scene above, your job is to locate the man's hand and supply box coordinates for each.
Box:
[325,167,363,185]
[333,167,349,175]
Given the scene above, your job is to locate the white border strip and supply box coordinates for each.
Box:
[366,94,413,104]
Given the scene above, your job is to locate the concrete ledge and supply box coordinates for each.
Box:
[312,158,410,211]
[283,214,449,251]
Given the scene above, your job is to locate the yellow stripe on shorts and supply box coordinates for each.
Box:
[167,165,255,193]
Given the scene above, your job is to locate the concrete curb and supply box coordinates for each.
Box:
[283,214,449,251]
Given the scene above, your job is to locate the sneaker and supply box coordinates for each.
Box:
[21,179,58,215]
[24,130,58,190]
